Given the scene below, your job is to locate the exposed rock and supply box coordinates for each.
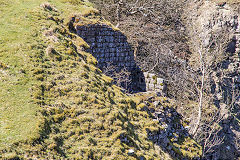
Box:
[128,149,135,155]
[185,1,240,159]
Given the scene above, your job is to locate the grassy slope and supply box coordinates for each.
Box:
[0,0,43,148]
[0,0,169,159]
[0,0,89,152]
[0,0,202,159]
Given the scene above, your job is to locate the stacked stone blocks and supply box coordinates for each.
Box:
[76,24,136,72]
[143,72,166,93]
[76,23,165,93]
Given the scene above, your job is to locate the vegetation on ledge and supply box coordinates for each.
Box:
[0,0,202,159]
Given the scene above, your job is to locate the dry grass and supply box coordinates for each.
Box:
[211,0,240,4]
[0,0,202,159]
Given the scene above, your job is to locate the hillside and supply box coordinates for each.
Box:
[90,0,240,159]
[0,0,202,159]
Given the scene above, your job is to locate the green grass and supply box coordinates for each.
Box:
[0,0,43,148]
[0,0,94,151]
[0,77,40,148]
[0,0,202,159]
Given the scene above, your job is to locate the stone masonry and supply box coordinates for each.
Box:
[143,72,166,94]
[76,24,136,72]
[75,23,165,93]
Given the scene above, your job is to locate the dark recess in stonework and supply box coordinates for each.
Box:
[76,24,146,93]
[226,39,236,54]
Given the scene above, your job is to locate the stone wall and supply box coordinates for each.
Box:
[75,23,165,93]
[143,72,166,95]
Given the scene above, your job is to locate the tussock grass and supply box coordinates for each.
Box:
[0,0,166,159]
[0,0,95,154]
[0,0,202,159]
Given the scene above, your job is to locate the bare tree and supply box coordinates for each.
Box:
[194,109,225,157]
[90,0,239,158]
[103,62,131,92]
[192,48,205,136]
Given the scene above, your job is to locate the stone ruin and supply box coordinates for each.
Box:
[75,23,166,94]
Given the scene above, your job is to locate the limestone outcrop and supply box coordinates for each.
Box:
[185,1,240,159]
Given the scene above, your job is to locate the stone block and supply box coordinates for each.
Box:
[85,48,91,53]
[99,48,105,53]
[149,84,155,90]
[115,57,120,62]
[157,78,164,85]
[129,50,134,56]
[105,43,110,48]
[116,48,120,53]
[105,36,110,43]
[109,31,114,36]
[97,43,103,48]
[110,48,116,53]
[104,53,109,58]
[88,31,95,36]
[106,31,112,35]
[110,53,114,57]
[97,31,103,36]
[131,56,135,61]
[109,43,114,48]
[143,72,149,77]
[155,85,164,90]
[76,26,85,31]
[91,42,96,48]
[95,48,100,53]
[118,57,123,61]
[131,62,136,67]
[76,30,81,36]
[105,48,110,53]
[109,36,114,42]
[97,37,104,43]
[120,52,124,56]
